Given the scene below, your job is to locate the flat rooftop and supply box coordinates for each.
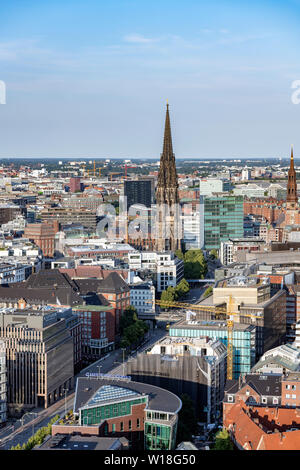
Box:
[74,376,182,415]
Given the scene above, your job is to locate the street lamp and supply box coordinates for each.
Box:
[21,412,38,437]
[97,365,102,378]
[121,348,126,376]
[62,388,69,419]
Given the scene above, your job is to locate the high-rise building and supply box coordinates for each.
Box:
[204,194,244,250]
[155,104,181,252]
[124,180,153,211]
[0,306,74,415]
[69,177,82,193]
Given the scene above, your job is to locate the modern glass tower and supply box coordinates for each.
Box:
[203,194,244,250]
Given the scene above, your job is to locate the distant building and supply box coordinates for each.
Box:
[199,178,231,196]
[69,177,81,193]
[123,179,153,211]
[23,222,58,257]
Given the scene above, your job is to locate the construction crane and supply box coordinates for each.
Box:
[84,161,103,178]
[124,163,136,179]
[151,297,262,380]
[109,172,123,181]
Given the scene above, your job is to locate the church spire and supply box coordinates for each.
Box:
[157,102,178,190]
[155,103,181,252]
[286,144,298,209]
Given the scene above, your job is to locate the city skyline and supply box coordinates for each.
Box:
[0,0,300,158]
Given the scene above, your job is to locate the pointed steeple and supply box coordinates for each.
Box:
[157,102,178,191]
[162,102,173,159]
[155,102,181,252]
[287,144,298,209]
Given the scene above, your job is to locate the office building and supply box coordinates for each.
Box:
[126,336,227,424]
[169,319,256,379]
[199,178,231,196]
[123,179,153,211]
[0,306,74,415]
[51,376,181,450]
[204,194,244,250]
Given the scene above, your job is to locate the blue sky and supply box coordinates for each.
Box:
[0,0,300,158]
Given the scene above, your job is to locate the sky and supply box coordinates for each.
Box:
[0,0,300,159]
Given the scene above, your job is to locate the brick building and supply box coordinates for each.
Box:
[23,221,58,257]
[224,399,300,450]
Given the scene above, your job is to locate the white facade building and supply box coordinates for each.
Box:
[199,178,231,196]
[128,251,184,292]
[130,281,155,316]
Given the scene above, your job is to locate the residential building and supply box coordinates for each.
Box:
[130,281,155,318]
[224,399,300,450]
[23,221,58,257]
[220,238,265,265]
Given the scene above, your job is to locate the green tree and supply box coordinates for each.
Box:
[184,249,207,279]
[209,249,218,260]
[176,394,198,444]
[160,286,176,305]
[174,279,190,299]
[120,306,149,348]
[175,249,184,260]
[119,305,137,335]
[203,286,213,298]
[213,428,234,450]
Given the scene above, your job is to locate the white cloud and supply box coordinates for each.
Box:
[123,34,159,44]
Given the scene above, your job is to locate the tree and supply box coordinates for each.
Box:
[175,249,184,260]
[119,305,137,335]
[203,286,213,298]
[213,428,234,450]
[209,249,218,260]
[176,394,198,444]
[120,306,149,348]
[174,279,190,299]
[183,249,207,279]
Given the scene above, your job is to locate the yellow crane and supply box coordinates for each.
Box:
[152,296,262,380]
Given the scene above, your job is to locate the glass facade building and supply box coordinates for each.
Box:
[204,195,244,250]
[169,322,256,379]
